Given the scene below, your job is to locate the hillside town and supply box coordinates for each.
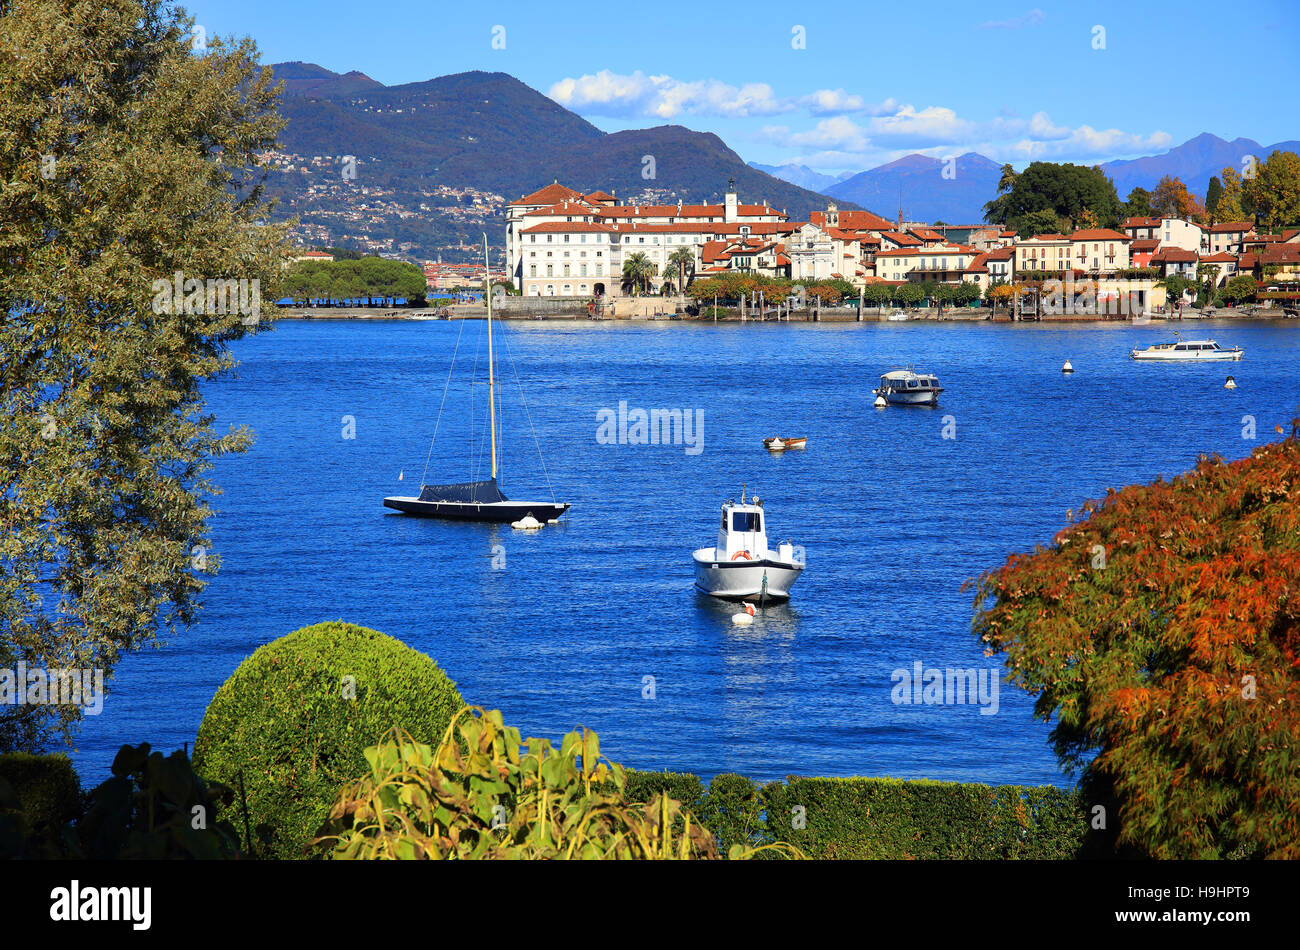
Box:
[502,179,1300,312]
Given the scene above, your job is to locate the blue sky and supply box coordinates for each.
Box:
[186,0,1298,173]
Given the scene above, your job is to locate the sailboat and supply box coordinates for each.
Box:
[383,237,570,524]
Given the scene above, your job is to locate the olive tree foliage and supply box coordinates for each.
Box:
[0,0,289,750]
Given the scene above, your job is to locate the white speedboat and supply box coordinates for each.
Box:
[885,310,909,322]
[873,369,943,406]
[1130,335,1243,361]
[692,492,804,601]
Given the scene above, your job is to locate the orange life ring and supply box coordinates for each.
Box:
[731,550,752,561]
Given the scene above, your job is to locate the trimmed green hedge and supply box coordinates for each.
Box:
[0,752,81,836]
[192,621,463,859]
[624,770,1086,859]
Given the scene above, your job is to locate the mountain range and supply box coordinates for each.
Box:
[269,62,854,211]
[265,63,1295,257]
[755,133,1300,225]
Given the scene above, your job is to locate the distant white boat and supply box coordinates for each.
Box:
[693,491,804,601]
[885,310,909,322]
[873,369,944,406]
[1131,334,1243,361]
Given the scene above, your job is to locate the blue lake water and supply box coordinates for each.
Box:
[70,317,1300,790]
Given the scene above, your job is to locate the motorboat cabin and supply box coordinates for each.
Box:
[692,493,804,601]
[873,369,944,406]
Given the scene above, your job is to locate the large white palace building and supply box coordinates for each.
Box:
[504,179,901,298]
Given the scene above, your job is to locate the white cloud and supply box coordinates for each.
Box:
[800,89,898,116]
[1007,126,1173,160]
[549,71,896,120]
[867,106,974,146]
[548,70,787,119]
[980,8,1045,29]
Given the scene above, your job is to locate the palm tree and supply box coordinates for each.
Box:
[621,252,657,296]
[667,246,695,296]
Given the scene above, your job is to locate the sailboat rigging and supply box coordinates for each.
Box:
[383,236,570,523]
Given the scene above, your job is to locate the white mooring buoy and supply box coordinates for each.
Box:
[1062,360,1074,374]
[731,602,757,625]
[1225,375,1237,390]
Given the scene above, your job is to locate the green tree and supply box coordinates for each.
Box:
[983,161,1122,232]
[1243,150,1300,231]
[1222,274,1258,305]
[0,0,287,751]
[1018,209,1066,238]
[953,281,981,307]
[894,283,924,308]
[1204,176,1223,223]
[1158,274,1197,309]
[1123,186,1155,219]
[1214,167,1247,222]
[862,283,892,309]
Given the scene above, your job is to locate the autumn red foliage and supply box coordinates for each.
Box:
[973,422,1300,858]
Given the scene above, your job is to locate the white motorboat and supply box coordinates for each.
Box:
[1130,334,1243,361]
[885,310,909,322]
[692,492,804,601]
[873,369,943,406]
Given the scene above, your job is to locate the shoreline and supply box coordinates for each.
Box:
[268,305,1297,324]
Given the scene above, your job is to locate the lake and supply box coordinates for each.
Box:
[70,317,1300,790]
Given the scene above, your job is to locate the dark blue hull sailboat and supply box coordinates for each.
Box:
[384,236,568,525]
[383,478,569,523]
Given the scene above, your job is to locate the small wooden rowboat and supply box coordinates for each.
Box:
[764,436,806,451]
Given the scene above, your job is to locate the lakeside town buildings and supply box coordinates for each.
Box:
[500,179,1300,309]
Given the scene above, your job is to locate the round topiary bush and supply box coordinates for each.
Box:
[192,621,463,859]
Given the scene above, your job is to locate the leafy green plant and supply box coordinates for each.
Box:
[73,743,243,859]
[319,707,800,860]
[192,621,463,859]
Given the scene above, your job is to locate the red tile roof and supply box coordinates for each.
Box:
[1069,228,1130,241]
[881,231,923,246]
[819,209,894,230]
[1123,216,1161,229]
[520,222,613,234]
[510,183,585,206]
[1151,247,1199,262]
[1206,221,1252,233]
[524,200,598,216]
[1255,245,1300,264]
[1199,252,1237,263]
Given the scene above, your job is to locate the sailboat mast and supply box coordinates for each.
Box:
[484,234,497,480]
